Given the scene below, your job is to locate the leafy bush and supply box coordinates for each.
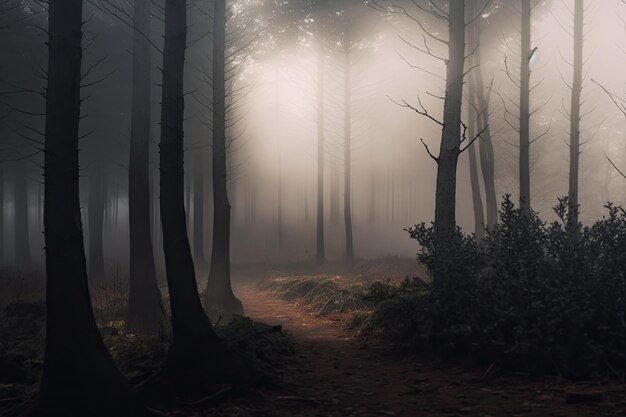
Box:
[366,196,626,379]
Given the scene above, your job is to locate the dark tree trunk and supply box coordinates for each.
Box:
[469,2,497,228]
[159,0,248,388]
[275,64,283,250]
[88,162,105,284]
[467,82,485,240]
[205,0,243,316]
[567,0,583,228]
[434,1,465,237]
[185,164,191,232]
[330,164,339,224]
[466,10,485,239]
[343,27,354,260]
[369,168,376,223]
[519,0,531,216]
[193,150,206,270]
[151,167,163,265]
[31,1,143,415]
[14,159,30,267]
[316,40,325,263]
[386,166,390,223]
[0,164,4,265]
[127,0,167,335]
[304,190,309,223]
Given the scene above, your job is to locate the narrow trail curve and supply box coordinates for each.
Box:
[207,283,626,417]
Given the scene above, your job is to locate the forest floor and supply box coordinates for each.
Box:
[200,279,626,417]
[3,261,626,417]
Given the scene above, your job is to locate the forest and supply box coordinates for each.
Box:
[0,0,626,416]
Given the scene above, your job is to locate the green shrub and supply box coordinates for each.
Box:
[366,196,626,379]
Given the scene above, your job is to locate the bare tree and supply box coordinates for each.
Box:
[343,21,354,260]
[468,0,497,229]
[87,161,105,283]
[316,37,326,262]
[14,157,31,266]
[467,68,485,240]
[205,0,244,315]
[567,0,584,228]
[519,0,531,215]
[127,0,167,334]
[32,0,144,415]
[159,0,250,386]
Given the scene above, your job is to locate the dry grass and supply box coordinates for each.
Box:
[260,274,370,316]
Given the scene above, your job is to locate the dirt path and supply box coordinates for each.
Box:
[206,284,626,417]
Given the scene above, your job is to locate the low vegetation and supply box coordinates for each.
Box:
[260,274,370,316]
[263,197,626,380]
[0,286,295,416]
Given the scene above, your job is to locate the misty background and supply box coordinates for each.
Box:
[0,0,624,274]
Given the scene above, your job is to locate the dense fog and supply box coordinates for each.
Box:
[0,0,625,274]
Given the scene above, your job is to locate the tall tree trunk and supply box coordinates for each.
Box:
[127,0,166,335]
[466,7,485,239]
[434,1,465,238]
[426,1,467,290]
[304,189,309,223]
[205,0,243,316]
[469,2,497,228]
[390,174,396,224]
[343,27,354,260]
[159,0,248,387]
[88,162,105,284]
[467,82,485,240]
[567,0,584,228]
[33,1,142,415]
[185,162,191,232]
[369,168,376,223]
[193,150,206,270]
[315,40,325,263]
[14,159,30,267]
[330,164,339,224]
[275,64,283,250]
[519,0,531,215]
[0,164,4,265]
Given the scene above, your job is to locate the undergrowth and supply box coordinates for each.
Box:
[365,196,626,379]
[261,196,626,380]
[259,275,370,316]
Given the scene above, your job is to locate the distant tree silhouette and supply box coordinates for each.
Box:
[127,0,167,334]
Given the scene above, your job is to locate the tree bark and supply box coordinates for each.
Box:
[31,1,143,415]
[193,150,206,270]
[0,164,4,265]
[88,161,104,284]
[466,6,485,239]
[469,2,497,228]
[434,1,465,237]
[316,40,325,263]
[330,164,339,224]
[567,0,583,228]
[368,169,376,224]
[185,162,192,232]
[205,0,243,316]
[14,159,30,267]
[159,0,248,388]
[275,64,283,250]
[467,81,485,240]
[519,0,531,216]
[343,26,354,260]
[127,0,167,335]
